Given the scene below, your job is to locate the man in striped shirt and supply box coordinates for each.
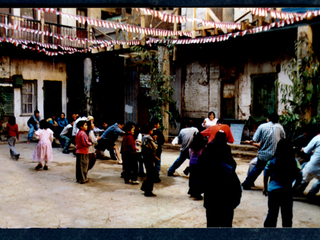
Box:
[242,113,285,190]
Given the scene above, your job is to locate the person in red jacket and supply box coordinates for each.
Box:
[75,120,92,184]
[122,122,139,184]
[6,116,20,160]
[201,119,234,144]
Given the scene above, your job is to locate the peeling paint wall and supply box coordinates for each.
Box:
[184,61,209,119]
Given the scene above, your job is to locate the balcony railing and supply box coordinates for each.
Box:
[0,12,88,49]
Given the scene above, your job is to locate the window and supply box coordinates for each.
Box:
[21,81,36,115]
[20,8,34,19]
[251,74,278,118]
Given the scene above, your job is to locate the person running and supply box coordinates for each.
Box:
[6,116,20,160]
[168,120,199,176]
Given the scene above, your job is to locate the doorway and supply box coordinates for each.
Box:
[43,80,62,119]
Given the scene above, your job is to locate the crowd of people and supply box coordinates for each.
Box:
[4,109,320,228]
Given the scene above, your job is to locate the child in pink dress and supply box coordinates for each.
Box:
[32,120,54,170]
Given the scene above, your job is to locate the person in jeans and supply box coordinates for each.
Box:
[263,139,302,227]
[60,120,75,154]
[168,121,198,176]
[27,110,40,143]
[242,113,285,190]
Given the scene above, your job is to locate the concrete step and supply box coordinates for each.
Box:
[163,142,258,160]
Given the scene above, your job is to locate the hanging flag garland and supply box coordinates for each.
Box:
[146,15,312,46]
[242,8,320,20]
[35,8,193,38]
[135,8,241,30]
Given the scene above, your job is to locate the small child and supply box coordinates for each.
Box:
[75,120,92,184]
[188,132,206,200]
[32,120,54,170]
[122,122,139,184]
[140,124,159,197]
[263,139,302,228]
[6,116,20,160]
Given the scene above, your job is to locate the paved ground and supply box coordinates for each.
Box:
[1,133,320,228]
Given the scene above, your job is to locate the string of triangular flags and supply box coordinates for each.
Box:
[146,15,315,45]
[243,8,320,20]
[35,8,192,38]
[134,8,241,30]
[0,35,140,56]
[0,22,141,47]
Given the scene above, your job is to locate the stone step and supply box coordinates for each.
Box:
[163,142,258,160]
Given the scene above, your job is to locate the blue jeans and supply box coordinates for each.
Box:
[264,189,293,227]
[28,124,38,140]
[168,149,189,174]
[60,135,71,152]
[243,158,267,186]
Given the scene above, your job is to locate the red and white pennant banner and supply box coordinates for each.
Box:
[35,8,192,38]
[146,16,305,46]
[242,8,320,20]
[0,22,141,48]
[0,37,89,56]
[135,8,241,30]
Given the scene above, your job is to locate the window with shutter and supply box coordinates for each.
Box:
[1,86,13,116]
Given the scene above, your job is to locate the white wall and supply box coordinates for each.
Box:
[60,8,77,27]
[8,58,67,131]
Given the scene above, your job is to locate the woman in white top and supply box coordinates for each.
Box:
[202,111,218,129]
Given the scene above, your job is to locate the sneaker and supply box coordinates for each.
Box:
[43,165,48,170]
[125,180,131,184]
[15,154,20,160]
[35,163,42,170]
[62,150,69,154]
[144,192,157,197]
[168,172,175,176]
[131,180,140,185]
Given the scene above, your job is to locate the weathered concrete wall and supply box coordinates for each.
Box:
[209,61,220,119]
[1,57,67,131]
[184,61,209,119]
[237,57,291,120]
[181,8,207,30]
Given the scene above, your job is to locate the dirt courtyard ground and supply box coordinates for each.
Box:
[1,138,320,230]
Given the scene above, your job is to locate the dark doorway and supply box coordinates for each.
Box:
[43,80,62,119]
[221,80,235,119]
[124,69,138,123]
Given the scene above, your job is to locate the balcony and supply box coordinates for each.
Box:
[0,12,88,49]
